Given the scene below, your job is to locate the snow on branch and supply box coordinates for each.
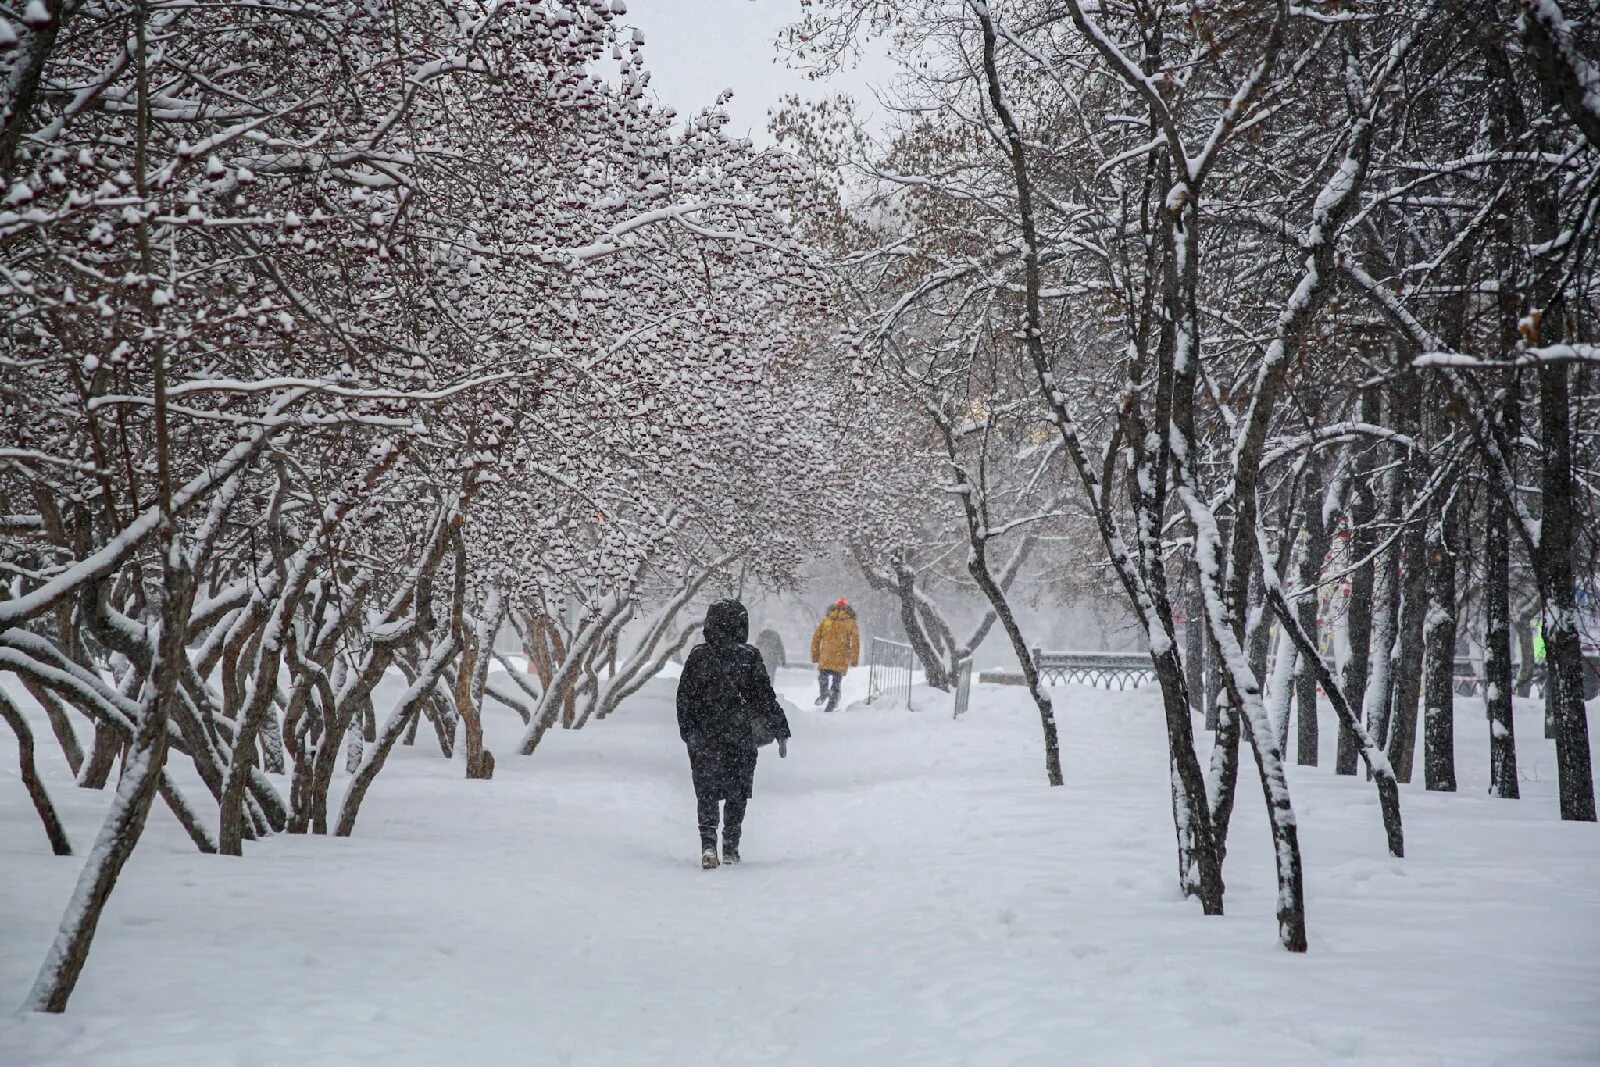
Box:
[1415,344,1600,369]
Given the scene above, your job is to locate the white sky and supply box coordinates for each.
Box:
[624,0,889,142]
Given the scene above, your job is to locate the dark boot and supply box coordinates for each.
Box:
[697,794,720,868]
[722,796,746,864]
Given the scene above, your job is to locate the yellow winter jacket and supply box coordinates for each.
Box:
[811,607,860,673]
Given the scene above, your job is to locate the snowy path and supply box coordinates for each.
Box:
[3,670,1599,1065]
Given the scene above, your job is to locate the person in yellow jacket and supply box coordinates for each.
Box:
[810,598,860,713]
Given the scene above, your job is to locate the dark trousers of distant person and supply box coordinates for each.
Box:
[817,669,842,713]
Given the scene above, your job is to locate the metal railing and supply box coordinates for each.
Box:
[866,637,915,709]
[952,657,974,719]
[1032,649,1155,690]
[1029,649,1600,701]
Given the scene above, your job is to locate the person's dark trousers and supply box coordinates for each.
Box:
[697,794,748,850]
[818,669,843,712]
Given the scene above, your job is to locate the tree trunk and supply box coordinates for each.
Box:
[518,604,622,756]
[21,678,84,776]
[0,689,74,855]
[1513,613,1537,698]
[1268,581,1404,858]
[24,695,168,1012]
[1536,361,1597,821]
[548,622,576,730]
[218,581,303,855]
[1268,626,1299,757]
[158,772,218,854]
[1247,572,1273,685]
[1338,387,1382,775]
[422,684,456,756]
[1364,456,1402,761]
[345,718,364,774]
[402,703,422,746]
[1378,368,1422,774]
[77,722,120,789]
[1151,645,1225,915]
[1294,481,1334,767]
[259,705,285,774]
[338,633,459,836]
[25,556,187,1012]
[458,596,500,779]
[959,519,1061,787]
[1206,692,1241,865]
[1423,491,1458,792]
[1205,625,1224,731]
[893,557,953,691]
[1386,515,1430,783]
[1184,553,1206,718]
[1294,602,1319,766]
[1543,665,1556,739]
[1485,434,1520,799]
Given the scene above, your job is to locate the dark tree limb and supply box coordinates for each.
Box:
[0,688,73,855]
[1264,579,1404,858]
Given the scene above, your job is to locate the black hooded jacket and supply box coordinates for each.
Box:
[676,599,791,760]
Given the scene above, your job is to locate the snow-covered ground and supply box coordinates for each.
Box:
[3,668,1598,1065]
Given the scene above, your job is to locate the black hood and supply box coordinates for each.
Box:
[703,599,749,646]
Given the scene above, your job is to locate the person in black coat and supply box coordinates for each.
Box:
[676,599,791,869]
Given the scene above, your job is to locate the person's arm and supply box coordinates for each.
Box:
[811,622,823,664]
[848,622,860,667]
[752,655,791,741]
[742,649,791,754]
[676,650,704,744]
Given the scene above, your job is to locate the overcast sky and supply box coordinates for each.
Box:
[624,0,888,142]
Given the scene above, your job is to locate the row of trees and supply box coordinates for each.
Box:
[787,0,1600,951]
[0,0,848,1010]
[4,0,1596,1005]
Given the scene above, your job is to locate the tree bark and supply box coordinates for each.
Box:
[158,772,218,854]
[1384,359,1429,783]
[337,632,459,837]
[1205,626,1224,731]
[1485,429,1521,799]
[458,586,501,779]
[1268,580,1404,857]
[1536,360,1597,821]
[21,678,84,776]
[1364,456,1403,761]
[24,555,186,1012]
[1338,388,1382,775]
[1515,0,1600,152]
[892,556,953,691]
[1184,552,1206,719]
[77,722,120,789]
[1294,484,1334,767]
[966,548,1062,787]
[1386,512,1430,783]
[24,692,168,1012]
[0,688,73,855]
[1513,613,1537,699]
[1422,490,1459,792]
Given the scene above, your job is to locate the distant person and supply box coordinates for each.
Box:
[810,598,860,713]
[754,627,787,682]
[676,599,791,870]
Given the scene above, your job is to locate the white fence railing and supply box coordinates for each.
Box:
[952,657,974,718]
[866,637,914,709]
